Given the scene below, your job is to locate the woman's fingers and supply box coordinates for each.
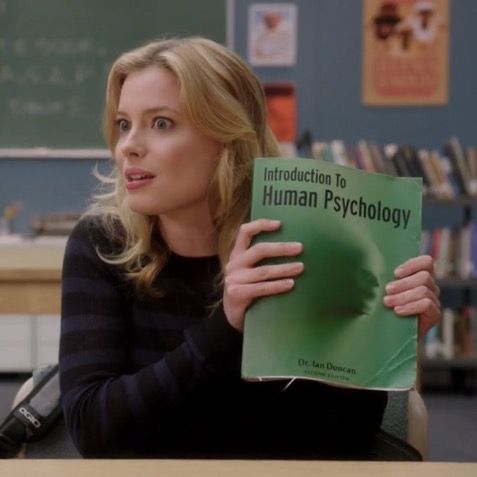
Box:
[394,254,433,278]
[386,270,440,297]
[226,241,303,273]
[224,218,304,332]
[384,285,440,309]
[225,261,304,286]
[230,219,282,259]
[225,279,297,306]
[418,307,442,337]
[384,255,442,336]
[392,297,440,317]
[392,298,441,337]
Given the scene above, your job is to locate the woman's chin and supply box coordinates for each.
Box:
[125,198,159,217]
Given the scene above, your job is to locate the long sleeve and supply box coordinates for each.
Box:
[59,218,241,457]
[60,218,388,460]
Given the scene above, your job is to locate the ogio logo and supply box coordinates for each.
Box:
[18,407,41,429]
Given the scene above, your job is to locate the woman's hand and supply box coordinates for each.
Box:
[383,255,441,337]
[223,219,304,332]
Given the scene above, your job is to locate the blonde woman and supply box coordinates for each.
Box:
[59,37,440,458]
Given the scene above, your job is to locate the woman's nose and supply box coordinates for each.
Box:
[120,129,146,159]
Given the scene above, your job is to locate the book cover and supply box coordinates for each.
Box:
[242,157,422,391]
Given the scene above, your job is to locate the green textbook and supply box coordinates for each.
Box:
[241,157,422,391]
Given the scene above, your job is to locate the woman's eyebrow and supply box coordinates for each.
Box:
[116,106,181,116]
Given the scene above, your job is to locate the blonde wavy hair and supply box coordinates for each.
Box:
[89,37,280,296]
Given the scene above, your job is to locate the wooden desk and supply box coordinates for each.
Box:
[0,460,476,477]
[0,238,65,314]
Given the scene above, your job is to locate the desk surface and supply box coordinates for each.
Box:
[0,237,66,277]
[1,460,477,477]
[0,238,66,314]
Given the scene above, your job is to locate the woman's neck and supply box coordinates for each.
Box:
[158,214,218,257]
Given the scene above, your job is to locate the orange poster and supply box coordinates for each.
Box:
[264,83,297,142]
[363,0,449,106]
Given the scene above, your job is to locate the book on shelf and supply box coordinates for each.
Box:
[434,227,452,278]
[441,308,455,359]
[458,223,473,279]
[444,137,477,197]
[400,145,430,191]
[424,307,476,360]
[242,157,422,391]
[458,307,475,358]
[310,138,477,200]
[356,140,377,173]
[424,324,441,359]
[370,142,397,177]
[416,150,437,197]
[422,223,477,280]
[467,146,477,186]
[422,149,454,199]
[329,139,350,168]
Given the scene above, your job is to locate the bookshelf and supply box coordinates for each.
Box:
[309,138,477,393]
[421,198,477,393]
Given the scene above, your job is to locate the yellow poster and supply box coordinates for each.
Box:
[363,0,449,106]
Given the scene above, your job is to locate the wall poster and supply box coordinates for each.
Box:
[263,82,296,143]
[248,3,297,66]
[363,0,449,106]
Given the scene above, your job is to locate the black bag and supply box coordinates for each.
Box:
[0,364,61,458]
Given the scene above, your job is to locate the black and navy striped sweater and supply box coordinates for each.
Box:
[59,217,387,458]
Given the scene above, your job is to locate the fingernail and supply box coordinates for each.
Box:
[383,296,392,306]
[386,283,395,292]
[394,266,404,276]
[285,279,295,287]
[294,262,305,272]
[291,242,303,251]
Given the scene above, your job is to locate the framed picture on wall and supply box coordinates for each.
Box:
[362,0,449,106]
[248,3,297,66]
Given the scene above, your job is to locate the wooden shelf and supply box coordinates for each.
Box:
[422,356,477,370]
[424,197,477,206]
[436,278,477,288]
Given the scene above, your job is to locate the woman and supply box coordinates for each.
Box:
[59,37,440,458]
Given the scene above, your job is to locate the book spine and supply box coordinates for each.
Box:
[357,140,376,172]
[445,137,471,196]
[436,153,459,199]
[441,309,455,359]
[467,146,477,195]
[425,323,441,359]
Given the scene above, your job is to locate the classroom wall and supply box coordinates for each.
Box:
[1,0,476,234]
[233,0,477,149]
[0,158,106,233]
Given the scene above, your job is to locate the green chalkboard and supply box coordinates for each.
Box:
[0,0,225,149]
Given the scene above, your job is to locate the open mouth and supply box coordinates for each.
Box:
[126,173,155,182]
[124,169,156,190]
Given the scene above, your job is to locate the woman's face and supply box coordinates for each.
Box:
[114,66,220,222]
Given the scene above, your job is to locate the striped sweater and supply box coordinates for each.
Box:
[59,217,387,458]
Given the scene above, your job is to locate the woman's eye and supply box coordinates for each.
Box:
[116,119,130,132]
[152,117,173,130]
